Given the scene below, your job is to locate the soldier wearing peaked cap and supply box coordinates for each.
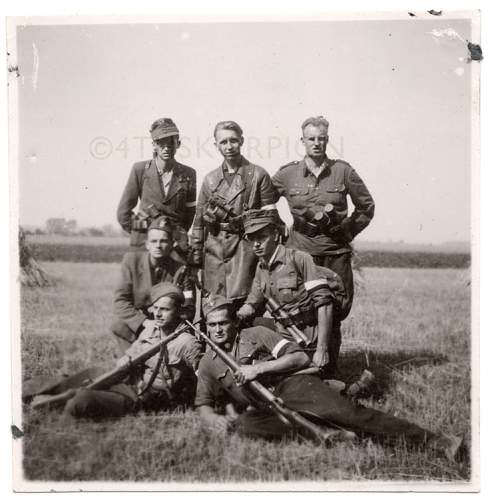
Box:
[117,117,196,255]
[65,283,203,419]
[237,208,349,376]
[112,215,196,354]
[271,116,375,376]
[195,294,463,462]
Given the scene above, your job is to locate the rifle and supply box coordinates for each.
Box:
[186,320,354,446]
[31,322,199,410]
[265,297,311,347]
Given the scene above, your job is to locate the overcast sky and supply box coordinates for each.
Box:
[14,16,473,243]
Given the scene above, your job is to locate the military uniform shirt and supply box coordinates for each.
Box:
[272,157,375,256]
[194,326,302,409]
[125,323,202,394]
[244,244,347,344]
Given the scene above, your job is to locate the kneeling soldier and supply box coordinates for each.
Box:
[195,296,462,461]
[111,215,196,354]
[237,209,348,377]
[65,283,202,419]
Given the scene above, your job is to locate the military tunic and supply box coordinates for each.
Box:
[244,244,348,348]
[117,158,196,249]
[194,326,435,445]
[191,156,276,301]
[272,157,375,256]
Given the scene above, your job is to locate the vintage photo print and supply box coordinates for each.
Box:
[8,10,480,492]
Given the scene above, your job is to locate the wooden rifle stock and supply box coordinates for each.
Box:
[186,320,345,446]
[31,321,200,410]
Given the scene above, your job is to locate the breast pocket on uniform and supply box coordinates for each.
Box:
[325,184,346,204]
[288,187,309,208]
[276,276,298,304]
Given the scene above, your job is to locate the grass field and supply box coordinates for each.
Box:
[19,263,472,484]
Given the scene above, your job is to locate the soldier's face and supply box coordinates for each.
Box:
[153,136,180,161]
[248,226,278,261]
[301,125,329,159]
[152,296,180,329]
[206,308,237,346]
[146,229,172,260]
[214,129,244,161]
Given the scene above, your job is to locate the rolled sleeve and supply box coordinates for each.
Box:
[294,250,334,308]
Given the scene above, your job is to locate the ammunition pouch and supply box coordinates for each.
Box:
[292,215,320,238]
[286,303,317,329]
[204,194,243,234]
[293,214,346,241]
[274,302,316,330]
[131,213,150,232]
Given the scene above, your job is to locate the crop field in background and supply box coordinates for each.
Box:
[19,262,472,483]
[25,234,470,268]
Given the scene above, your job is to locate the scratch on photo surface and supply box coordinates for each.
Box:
[32,42,39,90]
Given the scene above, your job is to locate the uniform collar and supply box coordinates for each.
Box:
[302,156,334,177]
[154,156,176,175]
[260,244,286,270]
[220,155,248,176]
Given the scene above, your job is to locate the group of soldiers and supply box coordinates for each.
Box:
[64,116,462,461]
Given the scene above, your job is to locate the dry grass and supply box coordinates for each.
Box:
[19,263,472,483]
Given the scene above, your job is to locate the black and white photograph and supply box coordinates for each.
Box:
[7,6,482,492]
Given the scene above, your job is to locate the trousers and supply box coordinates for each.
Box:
[64,384,174,419]
[236,375,434,444]
[313,252,354,375]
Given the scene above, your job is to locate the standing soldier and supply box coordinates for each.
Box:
[190,121,276,309]
[111,216,196,354]
[117,118,196,255]
[272,116,375,376]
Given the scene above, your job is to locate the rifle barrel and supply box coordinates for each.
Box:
[185,320,334,445]
[31,321,200,410]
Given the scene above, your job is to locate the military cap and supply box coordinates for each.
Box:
[150,282,184,305]
[243,209,281,235]
[202,294,234,318]
[148,215,174,234]
[150,118,179,141]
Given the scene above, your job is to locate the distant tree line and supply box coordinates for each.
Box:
[23,218,126,237]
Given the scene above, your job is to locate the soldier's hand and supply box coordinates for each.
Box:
[313,348,330,368]
[233,365,262,385]
[237,304,255,321]
[142,319,156,330]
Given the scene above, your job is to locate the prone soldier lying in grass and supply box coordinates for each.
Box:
[195,295,463,462]
[64,283,202,419]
